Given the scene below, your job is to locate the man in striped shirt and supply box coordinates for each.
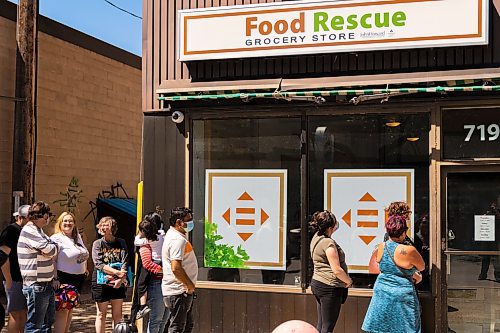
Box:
[18,201,59,333]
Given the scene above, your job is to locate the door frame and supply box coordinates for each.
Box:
[439,164,500,332]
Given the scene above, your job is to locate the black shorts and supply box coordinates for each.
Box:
[58,270,86,293]
[137,266,152,297]
[91,284,126,303]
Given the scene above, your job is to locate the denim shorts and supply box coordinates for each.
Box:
[3,281,27,313]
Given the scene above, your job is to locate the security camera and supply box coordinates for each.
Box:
[171,111,184,124]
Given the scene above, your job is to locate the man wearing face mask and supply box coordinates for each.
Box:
[162,207,198,333]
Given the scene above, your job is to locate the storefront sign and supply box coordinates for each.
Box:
[325,169,414,273]
[178,0,488,61]
[474,215,495,241]
[205,169,287,270]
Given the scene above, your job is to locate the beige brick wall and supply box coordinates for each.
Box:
[35,33,142,246]
[0,16,16,227]
[0,17,142,251]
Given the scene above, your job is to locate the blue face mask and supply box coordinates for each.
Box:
[184,220,194,233]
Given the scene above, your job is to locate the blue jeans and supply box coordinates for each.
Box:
[22,282,55,333]
[147,279,169,333]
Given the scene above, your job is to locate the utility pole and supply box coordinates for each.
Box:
[12,0,39,205]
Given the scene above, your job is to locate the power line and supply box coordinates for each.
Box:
[102,0,142,19]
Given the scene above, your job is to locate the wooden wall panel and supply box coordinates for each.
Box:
[142,115,186,214]
[189,289,387,333]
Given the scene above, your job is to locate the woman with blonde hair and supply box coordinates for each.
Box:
[51,212,89,333]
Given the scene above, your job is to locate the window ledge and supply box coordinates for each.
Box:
[196,281,374,297]
[196,281,434,298]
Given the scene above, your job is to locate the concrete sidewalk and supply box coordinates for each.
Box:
[1,293,134,333]
[69,297,133,333]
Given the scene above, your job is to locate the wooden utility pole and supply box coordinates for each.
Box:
[12,0,39,205]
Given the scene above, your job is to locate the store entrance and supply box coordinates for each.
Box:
[443,170,500,333]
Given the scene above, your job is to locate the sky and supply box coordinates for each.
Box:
[8,0,142,56]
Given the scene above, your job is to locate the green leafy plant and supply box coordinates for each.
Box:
[204,221,249,268]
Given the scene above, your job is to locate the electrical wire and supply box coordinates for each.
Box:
[102,0,142,19]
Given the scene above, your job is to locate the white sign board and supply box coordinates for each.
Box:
[205,169,287,270]
[178,0,489,61]
[474,215,495,241]
[325,169,414,273]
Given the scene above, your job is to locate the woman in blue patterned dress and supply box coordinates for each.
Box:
[362,215,425,333]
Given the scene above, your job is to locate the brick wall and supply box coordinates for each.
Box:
[0,15,142,251]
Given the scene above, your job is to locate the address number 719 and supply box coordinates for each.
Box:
[464,124,500,142]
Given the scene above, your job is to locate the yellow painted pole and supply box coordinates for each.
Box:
[136,181,143,232]
[133,181,143,331]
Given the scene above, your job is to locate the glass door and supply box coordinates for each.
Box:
[444,170,500,333]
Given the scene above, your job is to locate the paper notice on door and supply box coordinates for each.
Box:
[474,215,495,241]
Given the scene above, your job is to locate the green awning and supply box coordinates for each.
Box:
[159,84,500,102]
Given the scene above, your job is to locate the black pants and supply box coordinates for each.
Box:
[310,279,344,333]
[164,293,194,333]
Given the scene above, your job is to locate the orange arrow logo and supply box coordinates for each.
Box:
[222,192,270,242]
[340,192,380,245]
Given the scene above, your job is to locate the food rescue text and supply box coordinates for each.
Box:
[244,10,407,46]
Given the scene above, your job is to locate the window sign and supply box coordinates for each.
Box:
[474,215,495,241]
[205,169,287,270]
[325,169,414,273]
[442,108,500,159]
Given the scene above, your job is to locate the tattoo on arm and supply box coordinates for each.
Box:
[399,248,408,255]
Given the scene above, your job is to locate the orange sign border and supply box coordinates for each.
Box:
[325,170,413,271]
[182,0,484,57]
[207,171,286,268]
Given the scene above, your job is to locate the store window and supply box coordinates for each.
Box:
[191,112,430,290]
[308,113,430,289]
[192,117,302,285]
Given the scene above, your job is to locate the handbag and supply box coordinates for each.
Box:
[113,316,138,333]
[55,284,80,310]
[97,263,134,286]
[384,242,420,301]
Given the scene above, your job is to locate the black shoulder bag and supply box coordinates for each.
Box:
[384,242,420,302]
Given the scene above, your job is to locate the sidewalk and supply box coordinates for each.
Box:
[1,292,134,333]
[69,295,133,333]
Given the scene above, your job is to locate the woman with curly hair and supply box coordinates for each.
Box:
[309,210,352,333]
[362,214,426,333]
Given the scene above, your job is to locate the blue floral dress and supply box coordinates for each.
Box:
[362,240,421,333]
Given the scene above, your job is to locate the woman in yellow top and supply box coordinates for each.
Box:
[309,210,353,333]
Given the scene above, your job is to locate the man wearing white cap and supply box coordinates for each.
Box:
[0,204,30,333]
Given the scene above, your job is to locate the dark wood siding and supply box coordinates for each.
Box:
[190,289,435,333]
[143,0,500,111]
[142,114,186,214]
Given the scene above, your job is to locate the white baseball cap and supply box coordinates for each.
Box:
[12,204,30,218]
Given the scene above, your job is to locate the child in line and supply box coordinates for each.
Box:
[134,213,165,320]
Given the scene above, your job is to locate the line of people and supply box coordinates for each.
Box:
[0,202,90,333]
[0,202,198,333]
[309,202,426,333]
